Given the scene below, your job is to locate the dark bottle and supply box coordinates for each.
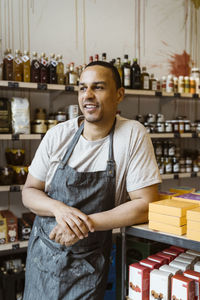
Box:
[122,54,131,89]
[40,53,48,83]
[4,48,13,81]
[48,53,57,84]
[102,53,107,61]
[31,52,40,83]
[131,58,141,89]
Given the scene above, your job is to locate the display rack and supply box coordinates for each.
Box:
[121,224,200,300]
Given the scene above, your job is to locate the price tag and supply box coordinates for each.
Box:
[174,174,179,179]
[12,243,20,250]
[174,93,181,98]
[155,91,162,97]
[65,85,74,92]
[192,93,199,99]
[8,82,19,88]
[10,185,20,192]
[12,134,20,140]
[174,133,180,138]
[37,83,47,90]
[191,172,197,178]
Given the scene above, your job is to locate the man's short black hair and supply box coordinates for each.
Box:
[85,61,122,89]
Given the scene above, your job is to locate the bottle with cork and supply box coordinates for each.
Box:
[13,49,23,82]
[141,66,149,90]
[31,52,40,83]
[22,50,30,82]
[56,55,65,85]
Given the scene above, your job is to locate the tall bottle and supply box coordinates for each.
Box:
[141,66,149,90]
[122,54,131,89]
[115,57,122,82]
[48,53,57,84]
[94,54,99,61]
[13,49,23,81]
[102,53,107,61]
[22,50,30,82]
[69,62,78,85]
[3,49,13,80]
[56,55,65,85]
[40,53,48,83]
[131,58,141,89]
[31,52,40,83]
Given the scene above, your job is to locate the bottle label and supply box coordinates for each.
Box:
[7,54,13,61]
[173,163,179,173]
[34,61,40,69]
[152,81,157,91]
[143,76,149,89]
[15,58,21,65]
[166,163,172,173]
[69,73,77,85]
[41,58,47,66]
[124,68,130,86]
[22,55,29,63]
[51,60,57,67]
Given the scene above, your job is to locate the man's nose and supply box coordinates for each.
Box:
[84,87,94,98]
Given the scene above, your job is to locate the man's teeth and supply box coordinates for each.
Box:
[85,105,96,108]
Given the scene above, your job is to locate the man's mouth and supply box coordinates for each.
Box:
[83,104,99,111]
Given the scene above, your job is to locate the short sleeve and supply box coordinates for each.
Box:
[28,130,51,182]
[126,129,161,192]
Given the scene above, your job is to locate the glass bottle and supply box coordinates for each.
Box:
[69,62,78,85]
[40,53,48,83]
[102,53,107,61]
[31,52,40,83]
[89,56,93,63]
[13,49,23,81]
[48,53,57,84]
[149,73,157,91]
[184,76,190,93]
[3,48,13,80]
[141,66,149,90]
[22,50,30,82]
[122,54,131,89]
[65,64,70,85]
[115,57,122,82]
[94,54,99,61]
[131,58,141,89]
[56,55,65,85]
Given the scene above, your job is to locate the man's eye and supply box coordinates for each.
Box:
[95,86,103,90]
[79,86,86,91]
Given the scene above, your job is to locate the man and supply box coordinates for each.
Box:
[22,61,161,300]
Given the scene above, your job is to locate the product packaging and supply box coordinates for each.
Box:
[173,193,200,205]
[184,270,200,300]
[11,97,30,134]
[149,220,187,235]
[0,215,7,244]
[169,260,191,272]
[150,269,173,300]
[159,264,182,275]
[156,252,175,263]
[187,207,200,242]
[171,274,195,300]
[0,210,18,242]
[139,258,161,270]
[169,246,186,253]
[194,262,200,273]
[169,186,196,195]
[159,191,178,200]
[129,262,150,300]
[148,211,186,227]
[147,254,168,265]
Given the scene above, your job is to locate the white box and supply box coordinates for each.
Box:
[171,274,195,300]
[159,264,182,275]
[194,262,200,273]
[169,260,191,272]
[150,269,172,300]
[184,270,200,300]
[129,262,150,300]
[186,250,200,258]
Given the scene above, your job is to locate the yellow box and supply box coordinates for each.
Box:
[0,216,7,244]
[159,192,179,200]
[187,207,200,221]
[148,211,186,226]
[172,193,200,205]
[149,200,198,217]
[187,230,200,242]
[187,220,200,232]
[169,187,196,194]
[149,220,187,236]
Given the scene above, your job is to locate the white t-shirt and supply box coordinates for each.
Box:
[29,115,161,206]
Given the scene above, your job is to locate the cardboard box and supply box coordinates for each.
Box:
[173,193,200,205]
[0,216,7,244]
[169,260,191,272]
[149,220,187,236]
[187,220,200,232]
[184,270,200,300]
[149,200,198,217]
[186,250,200,258]
[139,259,161,270]
[148,254,168,266]
[169,186,196,194]
[179,253,199,264]
[174,256,195,267]
[149,211,186,226]
[194,262,200,273]
[171,274,195,300]
[159,191,179,200]
[170,246,186,253]
[156,252,175,263]
[0,210,18,242]
[159,264,182,275]
[150,269,173,300]
[187,230,200,242]
[187,207,200,221]
[163,248,183,256]
[129,262,150,300]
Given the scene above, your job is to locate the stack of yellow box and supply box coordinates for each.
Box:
[187,207,200,242]
[169,186,196,195]
[149,199,199,236]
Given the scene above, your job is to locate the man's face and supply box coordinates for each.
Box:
[78,65,122,124]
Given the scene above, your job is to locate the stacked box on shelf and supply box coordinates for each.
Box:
[172,193,200,205]
[169,186,196,194]
[149,199,199,235]
[187,207,200,242]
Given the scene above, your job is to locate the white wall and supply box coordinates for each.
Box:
[0,0,200,78]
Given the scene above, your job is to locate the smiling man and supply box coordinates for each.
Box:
[22,61,161,300]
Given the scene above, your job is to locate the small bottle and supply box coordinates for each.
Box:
[165,157,172,174]
[190,76,196,94]
[69,62,78,85]
[191,67,200,94]
[161,76,166,92]
[184,76,190,93]
[166,74,174,93]
[65,64,70,85]
[48,53,57,84]
[173,77,178,93]
[56,55,65,85]
[22,50,30,82]
[40,53,48,83]
[156,79,161,91]
[141,66,149,90]
[101,53,107,61]
[4,48,13,81]
[178,76,185,93]
[94,54,99,61]
[89,56,93,63]
[13,49,23,81]
[31,52,40,83]
[172,157,180,173]
[122,54,131,89]
[115,57,122,82]
[149,74,157,91]
[131,58,141,89]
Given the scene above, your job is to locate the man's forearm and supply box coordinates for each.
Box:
[89,198,149,231]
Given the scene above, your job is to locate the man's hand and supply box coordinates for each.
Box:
[49,223,80,246]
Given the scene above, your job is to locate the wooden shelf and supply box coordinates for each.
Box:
[0,133,42,140]
[0,185,23,192]
[161,172,200,180]
[0,240,28,253]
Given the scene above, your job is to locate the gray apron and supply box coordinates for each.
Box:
[23,120,116,300]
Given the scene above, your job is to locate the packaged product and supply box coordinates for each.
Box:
[129,262,150,300]
[186,250,200,258]
[159,191,178,200]
[173,193,200,205]
[148,211,186,227]
[171,274,195,300]
[184,270,200,300]
[156,252,175,263]
[187,207,200,242]
[0,210,18,242]
[149,220,187,236]
[0,215,7,244]
[147,254,168,265]
[169,246,186,253]
[18,218,31,240]
[169,186,196,194]
[169,260,191,272]
[11,97,30,134]
[159,264,182,275]
[139,258,161,270]
[163,248,181,257]
[194,262,200,273]
[174,256,195,267]
[150,269,172,300]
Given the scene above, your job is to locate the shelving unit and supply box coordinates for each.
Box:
[0,240,28,255]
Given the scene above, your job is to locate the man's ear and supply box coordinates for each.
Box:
[116,87,125,104]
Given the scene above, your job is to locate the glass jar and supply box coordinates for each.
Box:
[185,164,192,173]
[184,120,191,133]
[31,120,47,134]
[5,148,25,165]
[171,120,179,133]
[0,166,14,185]
[156,122,165,133]
[165,121,173,133]
[55,111,67,122]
